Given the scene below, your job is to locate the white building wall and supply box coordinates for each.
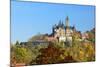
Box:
[59,36,66,42]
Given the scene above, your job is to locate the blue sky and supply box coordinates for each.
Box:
[11,1,95,43]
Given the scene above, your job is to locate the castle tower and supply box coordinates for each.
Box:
[65,16,72,46]
[66,16,69,28]
[66,16,70,34]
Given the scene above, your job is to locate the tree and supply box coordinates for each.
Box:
[11,46,33,65]
[15,41,20,46]
[28,34,47,42]
[86,28,95,43]
[82,42,95,61]
[33,42,76,65]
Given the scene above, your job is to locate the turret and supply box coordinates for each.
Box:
[66,16,69,34]
[66,16,69,28]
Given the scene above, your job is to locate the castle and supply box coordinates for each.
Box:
[20,16,83,47]
[47,16,76,46]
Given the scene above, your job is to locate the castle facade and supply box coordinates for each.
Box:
[48,16,76,46]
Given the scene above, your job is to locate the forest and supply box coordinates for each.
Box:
[11,28,95,66]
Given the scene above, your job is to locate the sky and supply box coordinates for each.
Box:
[11,1,95,43]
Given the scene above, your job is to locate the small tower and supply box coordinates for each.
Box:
[65,16,73,46]
[66,16,70,35]
[73,24,76,32]
[66,16,69,28]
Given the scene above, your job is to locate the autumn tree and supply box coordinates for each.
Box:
[32,42,76,65]
[11,45,33,65]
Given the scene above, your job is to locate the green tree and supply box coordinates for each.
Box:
[11,45,33,65]
[28,34,47,42]
[15,41,20,46]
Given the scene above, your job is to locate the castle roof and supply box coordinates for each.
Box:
[53,16,76,30]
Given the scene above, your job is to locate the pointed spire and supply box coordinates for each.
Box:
[72,24,76,32]
[66,16,69,21]
[61,21,64,26]
[59,20,61,24]
[58,20,62,27]
[73,24,75,28]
